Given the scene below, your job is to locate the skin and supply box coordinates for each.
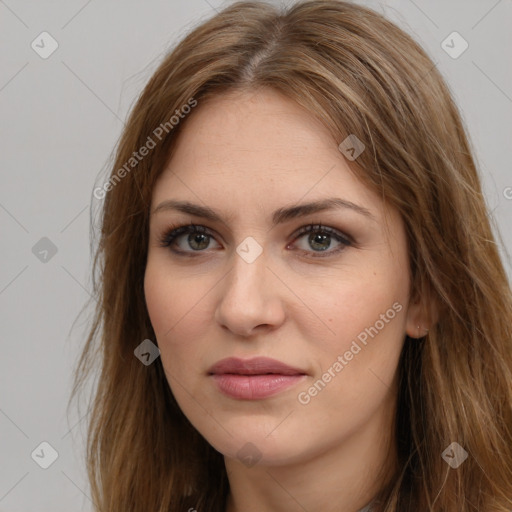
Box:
[144,88,430,512]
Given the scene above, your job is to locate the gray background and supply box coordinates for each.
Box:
[1,0,511,510]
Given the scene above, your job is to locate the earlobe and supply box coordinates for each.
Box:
[412,325,430,338]
[404,303,427,339]
[405,286,439,339]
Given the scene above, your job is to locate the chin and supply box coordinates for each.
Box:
[196,418,315,468]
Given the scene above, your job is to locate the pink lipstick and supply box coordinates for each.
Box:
[208,357,307,400]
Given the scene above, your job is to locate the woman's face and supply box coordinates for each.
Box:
[144,88,421,468]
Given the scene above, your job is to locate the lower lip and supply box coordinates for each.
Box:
[210,374,306,400]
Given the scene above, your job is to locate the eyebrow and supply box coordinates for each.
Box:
[151,197,376,226]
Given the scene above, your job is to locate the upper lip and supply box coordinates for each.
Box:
[208,357,306,376]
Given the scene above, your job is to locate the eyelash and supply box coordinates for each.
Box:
[157,222,353,259]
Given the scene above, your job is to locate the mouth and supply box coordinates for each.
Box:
[207,357,308,400]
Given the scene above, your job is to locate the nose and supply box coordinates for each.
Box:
[214,246,286,337]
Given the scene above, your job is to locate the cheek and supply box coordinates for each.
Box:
[144,261,225,442]
[310,263,409,396]
[296,284,407,434]
[143,260,211,376]
[323,268,407,338]
[144,257,201,337]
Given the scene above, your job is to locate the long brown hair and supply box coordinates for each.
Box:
[71,1,512,510]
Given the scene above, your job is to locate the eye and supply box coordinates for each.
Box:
[158,223,220,254]
[158,222,353,257]
[289,223,352,257]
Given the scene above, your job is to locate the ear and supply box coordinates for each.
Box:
[405,285,439,339]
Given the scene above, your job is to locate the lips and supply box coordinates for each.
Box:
[208,356,306,376]
[208,357,307,400]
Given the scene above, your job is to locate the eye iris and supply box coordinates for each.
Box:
[309,232,330,251]
[189,233,209,250]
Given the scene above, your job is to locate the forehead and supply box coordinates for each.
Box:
[176,90,331,167]
[152,89,379,212]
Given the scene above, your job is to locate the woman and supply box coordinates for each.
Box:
[72,1,512,511]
